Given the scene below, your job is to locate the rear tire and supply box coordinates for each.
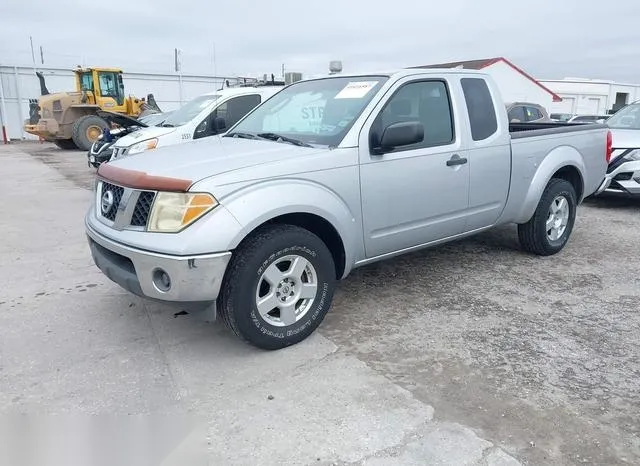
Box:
[71,115,109,151]
[219,225,336,350]
[518,178,577,256]
[53,139,78,150]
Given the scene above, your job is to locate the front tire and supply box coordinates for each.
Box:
[518,178,577,256]
[219,225,336,350]
[72,115,109,151]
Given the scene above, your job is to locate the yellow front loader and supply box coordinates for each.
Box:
[24,67,161,150]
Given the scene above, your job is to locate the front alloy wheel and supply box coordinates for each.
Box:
[219,224,336,350]
[256,255,319,327]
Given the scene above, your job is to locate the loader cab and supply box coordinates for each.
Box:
[75,68,126,111]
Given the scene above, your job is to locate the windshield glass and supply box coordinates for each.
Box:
[229,76,388,146]
[606,103,640,129]
[162,95,219,127]
[139,112,169,126]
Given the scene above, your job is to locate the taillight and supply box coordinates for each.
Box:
[606,130,613,163]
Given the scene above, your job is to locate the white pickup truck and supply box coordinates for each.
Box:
[99,85,284,161]
[86,68,610,350]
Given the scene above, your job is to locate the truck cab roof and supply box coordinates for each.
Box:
[301,67,490,81]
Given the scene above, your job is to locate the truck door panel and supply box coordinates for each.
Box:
[358,78,470,258]
[459,77,511,230]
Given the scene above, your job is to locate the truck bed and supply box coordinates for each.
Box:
[509,122,607,139]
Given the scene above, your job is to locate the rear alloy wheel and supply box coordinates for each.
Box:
[518,178,577,256]
[71,115,109,151]
[219,225,336,350]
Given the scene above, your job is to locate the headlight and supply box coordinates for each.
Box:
[623,149,640,161]
[147,192,218,232]
[127,138,158,155]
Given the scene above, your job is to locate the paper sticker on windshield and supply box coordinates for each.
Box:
[334,81,377,99]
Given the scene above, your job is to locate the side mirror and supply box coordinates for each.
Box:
[213,116,227,133]
[375,121,424,153]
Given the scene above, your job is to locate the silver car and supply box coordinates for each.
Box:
[594,101,640,197]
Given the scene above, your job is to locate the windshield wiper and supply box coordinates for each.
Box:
[161,123,175,127]
[224,132,260,140]
[256,132,312,147]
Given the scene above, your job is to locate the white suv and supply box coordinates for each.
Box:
[109,85,284,160]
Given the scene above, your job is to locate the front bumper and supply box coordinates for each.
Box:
[594,159,640,197]
[86,221,231,303]
[23,118,60,138]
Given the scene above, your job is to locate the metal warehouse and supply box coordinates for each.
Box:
[540,77,640,116]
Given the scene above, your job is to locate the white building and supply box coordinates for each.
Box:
[0,65,255,140]
[414,57,562,112]
[538,77,640,116]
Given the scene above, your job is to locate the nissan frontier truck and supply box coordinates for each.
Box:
[85,68,610,350]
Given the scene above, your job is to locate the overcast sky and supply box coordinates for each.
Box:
[1,0,639,82]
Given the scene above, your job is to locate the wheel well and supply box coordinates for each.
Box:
[552,165,584,200]
[257,213,346,279]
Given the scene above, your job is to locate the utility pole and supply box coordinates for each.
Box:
[212,42,218,88]
[29,36,37,71]
[174,48,183,105]
[40,46,44,65]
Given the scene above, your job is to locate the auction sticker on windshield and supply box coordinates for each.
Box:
[334,81,378,99]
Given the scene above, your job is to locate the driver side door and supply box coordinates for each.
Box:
[358,78,470,258]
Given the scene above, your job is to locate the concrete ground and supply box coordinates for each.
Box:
[1,142,638,465]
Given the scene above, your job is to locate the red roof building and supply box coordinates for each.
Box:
[413,57,562,107]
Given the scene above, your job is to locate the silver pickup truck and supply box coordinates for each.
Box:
[85,69,610,349]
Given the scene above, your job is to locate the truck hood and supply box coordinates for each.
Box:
[97,110,149,129]
[113,126,177,147]
[107,136,325,185]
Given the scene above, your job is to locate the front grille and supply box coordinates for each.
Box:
[100,182,124,221]
[131,191,155,227]
[91,140,108,153]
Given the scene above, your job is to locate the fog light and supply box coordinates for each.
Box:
[152,268,171,292]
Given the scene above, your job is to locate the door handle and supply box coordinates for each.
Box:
[446,155,468,166]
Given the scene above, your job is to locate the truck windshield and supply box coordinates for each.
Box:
[228,76,388,146]
[162,95,220,127]
[606,103,640,130]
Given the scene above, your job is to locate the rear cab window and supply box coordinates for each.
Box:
[525,106,543,121]
[507,106,527,123]
[461,78,498,140]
